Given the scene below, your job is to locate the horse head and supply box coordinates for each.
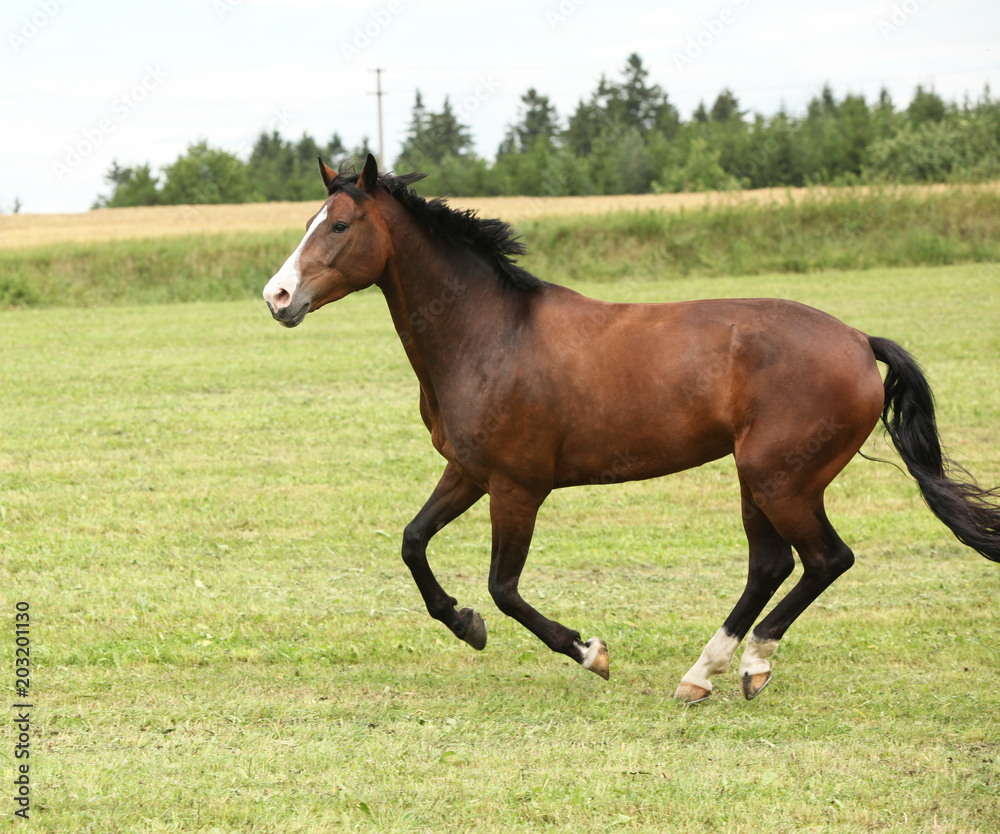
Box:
[263,153,392,327]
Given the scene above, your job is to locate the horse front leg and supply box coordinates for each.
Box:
[487,484,610,680]
[402,463,487,649]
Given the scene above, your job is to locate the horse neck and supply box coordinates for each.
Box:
[375,198,520,389]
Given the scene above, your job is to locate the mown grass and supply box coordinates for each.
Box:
[1,264,999,832]
[2,185,1000,308]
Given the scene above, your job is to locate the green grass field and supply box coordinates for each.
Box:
[2,263,999,832]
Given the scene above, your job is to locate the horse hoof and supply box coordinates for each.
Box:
[674,682,712,704]
[742,670,772,700]
[581,637,609,680]
[458,608,487,651]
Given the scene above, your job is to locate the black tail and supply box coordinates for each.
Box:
[868,335,1000,562]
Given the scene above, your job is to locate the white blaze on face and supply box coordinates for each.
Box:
[263,205,328,310]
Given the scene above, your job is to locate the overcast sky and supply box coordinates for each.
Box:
[2,0,997,214]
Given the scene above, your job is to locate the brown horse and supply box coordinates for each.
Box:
[263,154,1000,702]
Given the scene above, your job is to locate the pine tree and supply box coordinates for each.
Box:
[426,97,474,161]
[499,88,560,156]
[709,89,742,123]
[397,93,474,170]
[907,85,946,125]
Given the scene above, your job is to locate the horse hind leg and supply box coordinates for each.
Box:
[674,477,795,703]
[737,501,855,699]
[721,379,876,699]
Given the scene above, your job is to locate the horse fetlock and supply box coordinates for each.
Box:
[674,627,741,702]
[738,634,779,699]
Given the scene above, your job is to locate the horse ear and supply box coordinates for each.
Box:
[358,153,379,194]
[318,157,337,191]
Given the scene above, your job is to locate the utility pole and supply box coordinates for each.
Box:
[369,68,386,167]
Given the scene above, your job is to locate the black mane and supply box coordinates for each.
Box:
[328,169,545,291]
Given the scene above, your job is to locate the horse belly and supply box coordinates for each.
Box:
[550,364,736,488]
[553,429,732,488]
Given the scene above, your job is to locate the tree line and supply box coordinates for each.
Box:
[95,53,1000,207]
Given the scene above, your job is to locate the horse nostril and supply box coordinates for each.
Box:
[273,288,291,309]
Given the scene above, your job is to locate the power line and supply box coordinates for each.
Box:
[369,68,386,166]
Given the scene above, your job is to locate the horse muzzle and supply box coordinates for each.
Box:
[263,273,311,327]
[264,297,309,328]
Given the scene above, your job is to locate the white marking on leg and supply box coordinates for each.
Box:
[580,637,604,669]
[577,636,609,679]
[679,628,740,693]
[262,205,328,307]
[739,633,780,679]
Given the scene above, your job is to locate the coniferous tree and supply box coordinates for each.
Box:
[499,88,560,156]
[709,89,742,123]
[396,91,475,173]
[89,61,1000,205]
[907,85,947,125]
[426,98,474,162]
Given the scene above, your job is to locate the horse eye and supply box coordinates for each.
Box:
[331,221,349,234]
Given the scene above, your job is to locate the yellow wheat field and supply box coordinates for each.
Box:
[0,183,990,250]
